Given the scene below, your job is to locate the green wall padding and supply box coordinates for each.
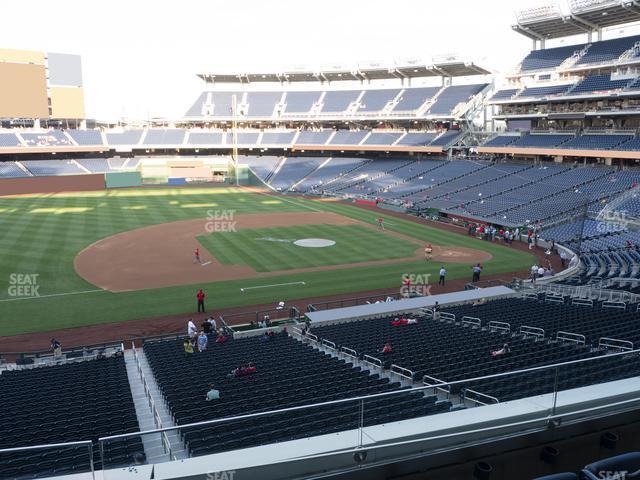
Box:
[105,171,143,188]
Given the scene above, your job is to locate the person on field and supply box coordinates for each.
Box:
[193,248,202,264]
[438,266,446,286]
[471,263,483,282]
[376,217,385,230]
[197,289,205,313]
[425,243,433,261]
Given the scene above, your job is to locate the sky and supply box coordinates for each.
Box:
[2,0,627,121]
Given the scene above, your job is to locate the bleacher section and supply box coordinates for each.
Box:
[143,335,448,457]
[143,129,187,145]
[0,133,21,147]
[21,160,85,176]
[320,90,360,113]
[21,130,72,147]
[269,157,326,191]
[283,91,321,113]
[66,130,104,146]
[427,84,487,116]
[358,89,398,112]
[311,301,640,401]
[520,44,585,71]
[182,85,485,119]
[0,161,28,177]
[106,130,143,146]
[0,356,142,479]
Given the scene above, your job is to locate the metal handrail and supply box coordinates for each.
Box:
[98,347,640,446]
[322,339,337,350]
[599,337,634,351]
[363,354,383,368]
[519,325,545,340]
[488,320,511,333]
[390,364,415,380]
[461,316,481,328]
[340,346,358,359]
[0,441,95,480]
[464,388,500,406]
[283,394,640,469]
[556,331,586,345]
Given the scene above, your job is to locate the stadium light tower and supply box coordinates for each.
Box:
[232,94,239,186]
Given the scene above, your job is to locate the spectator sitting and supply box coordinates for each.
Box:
[229,363,258,378]
[197,331,208,352]
[215,332,228,344]
[130,452,147,466]
[491,343,511,357]
[381,342,393,354]
[206,384,220,401]
[472,298,487,307]
[183,339,194,356]
[391,318,417,326]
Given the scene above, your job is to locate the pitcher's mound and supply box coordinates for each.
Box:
[294,238,336,248]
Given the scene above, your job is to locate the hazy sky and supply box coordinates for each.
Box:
[3,0,636,121]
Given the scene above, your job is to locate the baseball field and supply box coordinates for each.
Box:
[0,186,535,338]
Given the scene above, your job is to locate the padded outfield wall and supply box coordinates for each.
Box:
[0,174,105,196]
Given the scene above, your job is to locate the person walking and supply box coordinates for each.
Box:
[471,264,482,282]
[196,289,205,313]
[438,266,446,286]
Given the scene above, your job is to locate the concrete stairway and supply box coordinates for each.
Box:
[124,348,188,463]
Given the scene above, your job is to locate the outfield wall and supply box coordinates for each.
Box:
[0,174,105,196]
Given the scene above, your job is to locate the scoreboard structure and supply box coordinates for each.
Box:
[0,48,85,121]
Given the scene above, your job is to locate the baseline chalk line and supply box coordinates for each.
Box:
[0,289,105,303]
[201,261,212,266]
[240,281,306,292]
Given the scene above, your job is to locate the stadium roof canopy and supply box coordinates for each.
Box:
[197,58,490,84]
[513,0,640,41]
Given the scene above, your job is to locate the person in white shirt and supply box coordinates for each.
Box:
[438,267,446,286]
[207,317,217,331]
[187,319,197,338]
[537,266,545,278]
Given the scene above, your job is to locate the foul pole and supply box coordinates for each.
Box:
[231,94,239,186]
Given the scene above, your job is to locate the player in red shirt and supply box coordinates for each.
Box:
[196,289,205,313]
[376,217,385,230]
[193,248,202,264]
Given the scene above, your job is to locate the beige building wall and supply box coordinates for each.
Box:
[50,87,86,119]
[0,63,49,118]
[0,48,45,65]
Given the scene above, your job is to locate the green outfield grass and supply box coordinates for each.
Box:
[197,224,419,272]
[0,188,535,337]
